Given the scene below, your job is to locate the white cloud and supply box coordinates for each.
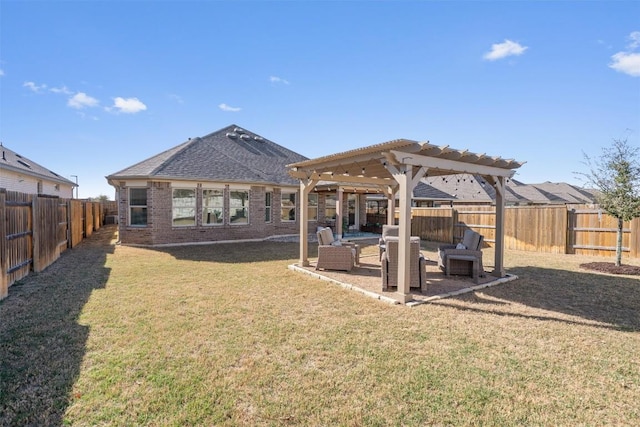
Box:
[609,52,640,77]
[628,31,640,49]
[609,31,640,77]
[483,39,528,61]
[269,75,290,85]
[50,85,73,95]
[109,97,147,114]
[23,81,47,93]
[68,92,99,109]
[168,93,184,104]
[219,103,242,112]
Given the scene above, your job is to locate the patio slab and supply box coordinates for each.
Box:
[289,250,518,306]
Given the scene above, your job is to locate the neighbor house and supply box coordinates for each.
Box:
[0,144,76,197]
[107,125,319,246]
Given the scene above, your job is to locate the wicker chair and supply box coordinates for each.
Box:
[315,228,359,272]
[381,236,427,292]
[438,229,485,279]
[378,224,399,260]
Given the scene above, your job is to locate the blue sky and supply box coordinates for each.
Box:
[1,0,639,199]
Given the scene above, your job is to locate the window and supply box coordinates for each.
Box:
[203,189,224,225]
[230,190,249,224]
[129,188,148,226]
[281,191,296,222]
[308,193,318,221]
[172,188,196,226]
[37,181,43,194]
[325,194,337,220]
[265,192,272,223]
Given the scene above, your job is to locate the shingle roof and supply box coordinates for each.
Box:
[422,174,498,203]
[0,144,76,186]
[412,181,455,200]
[528,182,598,204]
[107,125,308,186]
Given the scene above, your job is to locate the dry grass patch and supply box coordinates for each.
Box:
[1,226,639,425]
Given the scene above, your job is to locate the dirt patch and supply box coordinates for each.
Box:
[580,262,640,276]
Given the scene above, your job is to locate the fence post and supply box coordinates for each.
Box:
[0,190,7,300]
[32,196,41,272]
[631,217,639,259]
[450,207,457,244]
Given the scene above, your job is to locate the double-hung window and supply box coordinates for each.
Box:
[325,194,337,221]
[129,188,148,226]
[281,191,296,222]
[230,190,249,224]
[203,189,224,225]
[172,188,196,226]
[265,192,272,223]
[308,193,318,221]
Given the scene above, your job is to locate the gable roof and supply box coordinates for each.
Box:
[107,125,308,187]
[0,144,76,186]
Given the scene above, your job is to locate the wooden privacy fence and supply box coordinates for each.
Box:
[1,190,105,300]
[407,205,639,259]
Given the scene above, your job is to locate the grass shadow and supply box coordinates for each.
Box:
[436,265,640,332]
[151,240,324,263]
[0,226,116,425]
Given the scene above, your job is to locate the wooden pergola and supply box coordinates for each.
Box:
[288,138,524,303]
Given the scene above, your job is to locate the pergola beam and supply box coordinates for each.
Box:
[389,150,516,178]
[289,171,393,186]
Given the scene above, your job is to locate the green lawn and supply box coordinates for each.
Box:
[1,226,639,426]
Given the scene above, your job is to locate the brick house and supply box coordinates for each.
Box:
[107,124,366,246]
[0,144,76,197]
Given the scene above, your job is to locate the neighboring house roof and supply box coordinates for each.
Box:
[422,173,499,203]
[528,182,598,204]
[107,125,308,186]
[417,174,598,205]
[0,144,77,186]
[412,181,455,201]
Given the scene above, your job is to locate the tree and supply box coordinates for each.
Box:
[577,138,640,266]
[88,194,111,202]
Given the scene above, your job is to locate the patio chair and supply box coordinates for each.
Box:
[437,229,485,281]
[378,224,399,260]
[315,227,360,271]
[381,236,427,292]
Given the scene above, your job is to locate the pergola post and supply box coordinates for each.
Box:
[299,178,318,267]
[395,166,413,302]
[336,187,344,239]
[386,187,397,225]
[491,175,506,277]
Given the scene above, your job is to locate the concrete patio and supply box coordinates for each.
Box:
[289,239,518,306]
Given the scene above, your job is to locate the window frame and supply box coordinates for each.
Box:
[229,189,250,225]
[308,193,318,222]
[325,193,337,221]
[172,187,197,227]
[265,191,273,223]
[202,188,224,226]
[129,187,148,227]
[281,191,297,222]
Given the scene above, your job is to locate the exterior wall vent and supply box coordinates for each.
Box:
[226,132,238,139]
